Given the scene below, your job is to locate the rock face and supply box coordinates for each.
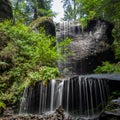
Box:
[30,17,55,36]
[56,19,115,75]
[99,98,120,120]
[0,0,13,21]
[1,106,67,120]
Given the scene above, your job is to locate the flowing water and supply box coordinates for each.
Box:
[19,76,109,119]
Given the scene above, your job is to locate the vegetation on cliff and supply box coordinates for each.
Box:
[0,20,70,113]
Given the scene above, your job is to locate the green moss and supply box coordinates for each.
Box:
[30,17,55,36]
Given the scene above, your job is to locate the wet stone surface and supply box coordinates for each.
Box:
[99,97,120,120]
[0,106,68,120]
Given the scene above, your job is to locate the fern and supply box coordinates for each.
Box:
[0,101,6,109]
[0,61,8,70]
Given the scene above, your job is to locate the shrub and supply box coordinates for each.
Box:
[94,61,120,73]
[0,20,70,106]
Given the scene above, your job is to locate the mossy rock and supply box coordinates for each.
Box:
[99,98,120,120]
[30,17,55,36]
[0,0,13,21]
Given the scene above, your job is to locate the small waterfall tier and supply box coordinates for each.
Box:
[19,75,110,119]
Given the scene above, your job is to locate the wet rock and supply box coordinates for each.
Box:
[56,19,115,75]
[3,107,14,117]
[0,106,67,120]
[99,97,120,120]
[55,106,66,120]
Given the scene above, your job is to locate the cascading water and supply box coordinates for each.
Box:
[56,21,83,75]
[19,76,109,119]
[19,19,115,119]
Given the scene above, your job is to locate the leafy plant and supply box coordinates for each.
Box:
[39,66,60,85]
[109,91,120,100]
[79,17,87,30]
[0,61,8,70]
[27,66,60,86]
[0,20,71,106]
[0,101,6,109]
[0,101,6,115]
[94,61,120,73]
[113,40,120,60]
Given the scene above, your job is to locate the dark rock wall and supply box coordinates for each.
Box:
[84,19,114,45]
[0,0,13,21]
[56,19,115,75]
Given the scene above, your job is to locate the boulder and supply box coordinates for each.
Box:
[0,0,13,21]
[30,17,55,36]
[55,106,66,120]
[0,106,67,120]
[99,98,120,120]
[3,107,14,117]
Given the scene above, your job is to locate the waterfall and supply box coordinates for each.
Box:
[19,19,115,119]
[19,76,109,119]
[50,80,56,111]
[56,21,82,75]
